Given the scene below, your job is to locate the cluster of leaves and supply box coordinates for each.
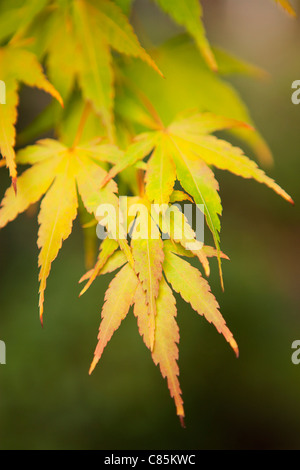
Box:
[0,0,295,424]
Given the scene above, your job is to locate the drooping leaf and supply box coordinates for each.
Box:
[38,158,78,323]
[163,244,239,357]
[91,0,162,75]
[168,135,223,280]
[0,45,62,181]
[89,263,139,374]
[153,0,217,70]
[0,0,294,427]
[134,277,185,424]
[46,7,79,101]
[44,0,162,139]
[0,155,60,228]
[86,234,235,423]
[72,0,115,139]
[169,125,293,204]
[131,217,165,350]
[118,38,274,164]
[0,138,121,321]
[105,111,293,213]
[103,112,292,288]
[0,80,19,185]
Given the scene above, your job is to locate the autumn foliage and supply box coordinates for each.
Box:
[0,0,295,425]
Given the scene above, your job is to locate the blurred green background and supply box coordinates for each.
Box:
[0,0,300,450]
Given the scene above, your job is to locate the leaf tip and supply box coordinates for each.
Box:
[89,356,99,375]
[79,286,87,298]
[288,196,295,206]
[55,92,64,109]
[204,265,210,277]
[230,338,239,358]
[179,415,186,429]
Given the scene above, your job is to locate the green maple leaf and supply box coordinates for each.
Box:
[116,38,274,165]
[45,0,162,140]
[153,0,217,70]
[101,111,293,287]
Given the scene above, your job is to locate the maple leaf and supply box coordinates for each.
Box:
[87,254,186,422]
[84,190,237,423]
[131,218,165,351]
[80,191,224,290]
[163,241,239,357]
[101,112,293,288]
[0,44,62,184]
[134,277,185,425]
[89,263,139,375]
[45,0,162,140]
[87,232,236,423]
[0,0,295,427]
[117,38,274,165]
[0,138,121,323]
[153,0,217,71]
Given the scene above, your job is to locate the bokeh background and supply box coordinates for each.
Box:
[0,0,300,450]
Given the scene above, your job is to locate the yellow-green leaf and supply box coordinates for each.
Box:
[89,263,139,374]
[0,156,60,228]
[92,0,163,76]
[0,45,62,180]
[0,138,121,320]
[163,247,239,357]
[132,221,165,350]
[145,135,177,205]
[134,277,185,424]
[175,133,294,204]
[154,0,217,70]
[73,0,114,139]
[38,158,78,323]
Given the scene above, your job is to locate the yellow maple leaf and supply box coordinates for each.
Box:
[0,138,121,323]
